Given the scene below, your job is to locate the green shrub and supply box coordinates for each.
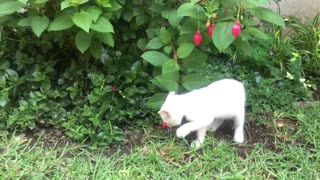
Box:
[286,13,320,83]
[0,0,312,145]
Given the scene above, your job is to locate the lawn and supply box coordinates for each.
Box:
[1,105,319,179]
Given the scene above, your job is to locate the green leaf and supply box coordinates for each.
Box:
[177,3,206,19]
[96,32,114,47]
[182,49,207,70]
[60,1,73,10]
[234,39,252,57]
[247,27,269,40]
[72,12,92,32]
[42,78,51,90]
[182,73,209,91]
[244,0,269,8]
[91,16,114,33]
[0,72,6,88]
[0,91,8,107]
[180,19,198,35]
[4,69,18,81]
[88,92,100,104]
[0,60,9,69]
[159,27,171,44]
[31,16,50,37]
[137,38,147,50]
[141,51,172,67]
[136,14,149,26]
[90,41,102,59]
[18,0,28,4]
[48,13,74,31]
[177,42,195,58]
[155,72,179,91]
[145,37,163,50]
[75,30,92,53]
[250,7,285,28]
[147,93,167,110]
[28,71,45,81]
[86,6,102,22]
[213,21,236,51]
[162,60,180,74]
[168,10,182,27]
[18,16,33,26]
[0,1,24,17]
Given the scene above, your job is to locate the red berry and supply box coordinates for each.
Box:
[193,30,202,46]
[161,122,167,129]
[232,20,241,37]
[207,23,215,38]
[112,86,116,92]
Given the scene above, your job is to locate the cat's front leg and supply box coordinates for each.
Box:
[191,127,207,148]
[176,124,191,138]
[176,119,211,138]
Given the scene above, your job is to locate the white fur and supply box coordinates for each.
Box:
[158,79,245,148]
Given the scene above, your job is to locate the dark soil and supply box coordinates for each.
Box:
[15,116,284,159]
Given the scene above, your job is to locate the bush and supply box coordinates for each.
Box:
[0,0,312,145]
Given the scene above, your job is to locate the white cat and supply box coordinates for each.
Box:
[158,79,246,148]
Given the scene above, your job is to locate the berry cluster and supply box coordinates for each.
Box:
[193,19,241,46]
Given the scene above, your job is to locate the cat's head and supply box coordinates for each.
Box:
[158,91,183,127]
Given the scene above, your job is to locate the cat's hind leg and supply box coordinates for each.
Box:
[191,127,207,148]
[233,110,245,143]
[208,119,224,132]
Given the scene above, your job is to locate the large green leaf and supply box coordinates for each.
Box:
[141,51,172,67]
[72,12,92,32]
[0,91,8,107]
[91,16,114,33]
[177,2,206,19]
[145,37,163,50]
[31,16,50,37]
[182,49,207,70]
[96,32,114,47]
[0,1,24,17]
[86,6,102,22]
[159,27,171,44]
[177,42,195,58]
[48,13,74,31]
[75,31,92,53]
[147,93,167,110]
[155,72,179,91]
[168,10,182,27]
[247,27,269,40]
[182,73,209,91]
[213,21,236,51]
[18,16,33,26]
[0,72,6,88]
[162,60,180,74]
[250,7,285,28]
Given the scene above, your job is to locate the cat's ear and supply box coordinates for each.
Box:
[168,91,175,96]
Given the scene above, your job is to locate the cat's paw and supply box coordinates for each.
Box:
[233,134,244,143]
[190,140,202,149]
[176,127,189,138]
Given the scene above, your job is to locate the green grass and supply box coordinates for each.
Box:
[1,106,320,179]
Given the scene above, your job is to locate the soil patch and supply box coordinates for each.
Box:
[12,117,283,159]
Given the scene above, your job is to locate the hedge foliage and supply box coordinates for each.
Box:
[0,0,311,146]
